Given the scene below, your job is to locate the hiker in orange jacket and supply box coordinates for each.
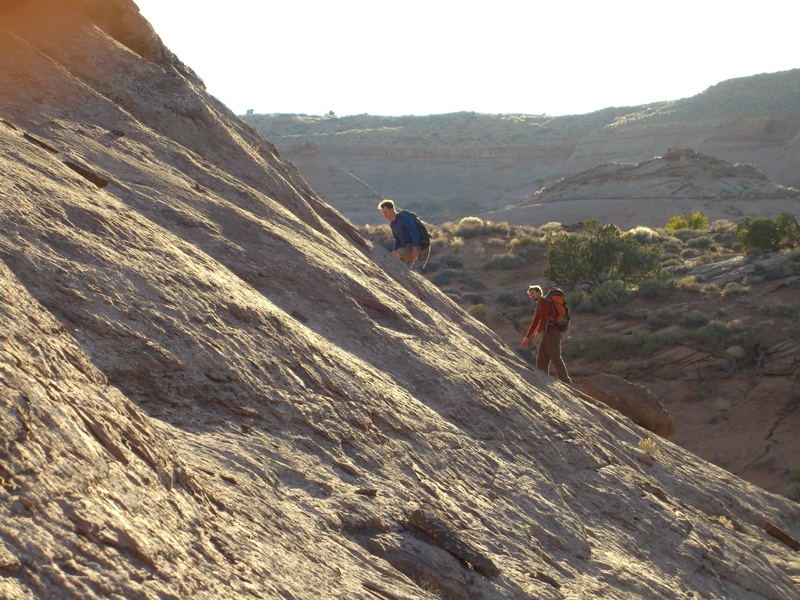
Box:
[520,285,572,384]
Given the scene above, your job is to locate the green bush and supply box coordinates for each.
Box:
[736,213,800,252]
[468,303,492,322]
[562,330,675,361]
[720,282,749,298]
[591,280,631,307]
[496,290,530,306]
[430,270,462,287]
[482,253,527,271]
[461,293,485,305]
[680,310,710,328]
[637,278,673,300]
[507,234,536,250]
[687,236,715,250]
[759,300,799,319]
[544,222,665,290]
[666,211,709,233]
[646,308,675,329]
[438,254,464,269]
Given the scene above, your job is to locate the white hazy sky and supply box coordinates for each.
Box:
[133,0,798,118]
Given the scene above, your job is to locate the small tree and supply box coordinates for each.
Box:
[736,213,799,252]
[545,222,665,290]
[666,211,709,233]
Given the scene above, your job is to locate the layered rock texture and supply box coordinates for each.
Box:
[245,70,800,226]
[492,147,800,229]
[1,2,799,599]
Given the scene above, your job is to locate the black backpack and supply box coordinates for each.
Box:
[397,209,431,250]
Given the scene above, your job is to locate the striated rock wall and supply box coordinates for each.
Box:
[1,4,799,599]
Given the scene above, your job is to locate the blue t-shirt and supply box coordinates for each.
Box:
[390,212,421,251]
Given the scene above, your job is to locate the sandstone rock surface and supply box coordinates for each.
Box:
[581,375,677,439]
[1,3,799,599]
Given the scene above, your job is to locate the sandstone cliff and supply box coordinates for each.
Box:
[492,147,800,229]
[245,70,800,226]
[1,3,799,599]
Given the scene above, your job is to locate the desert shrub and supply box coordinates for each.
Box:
[487,236,507,246]
[438,254,464,269]
[685,320,760,347]
[539,221,563,233]
[680,248,699,259]
[687,236,715,250]
[507,234,536,250]
[462,275,487,290]
[472,242,486,258]
[451,218,511,239]
[544,222,665,290]
[680,310,710,328]
[441,288,461,298]
[661,258,680,268]
[461,293,485,305]
[468,303,492,322]
[781,248,800,276]
[482,253,527,271]
[637,278,674,300]
[610,361,629,374]
[672,229,705,243]
[675,276,719,295]
[591,280,631,307]
[666,211,709,233]
[611,307,628,320]
[431,237,450,254]
[430,270,462,287]
[721,282,750,298]
[496,290,529,306]
[361,223,395,250]
[646,308,676,329]
[626,226,659,245]
[710,219,736,233]
[562,330,674,361]
[573,298,601,313]
[659,235,684,253]
[759,300,800,319]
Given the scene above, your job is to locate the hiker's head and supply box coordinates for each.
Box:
[378,199,396,221]
[527,285,543,300]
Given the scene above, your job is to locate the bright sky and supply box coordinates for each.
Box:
[133,0,798,118]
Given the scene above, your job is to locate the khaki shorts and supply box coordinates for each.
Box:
[393,245,415,265]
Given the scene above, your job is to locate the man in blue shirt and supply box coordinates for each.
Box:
[378,199,421,266]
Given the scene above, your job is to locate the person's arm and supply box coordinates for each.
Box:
[390,220,400,251]
[520,311,541,348]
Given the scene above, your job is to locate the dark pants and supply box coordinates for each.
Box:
[537,329,572,384]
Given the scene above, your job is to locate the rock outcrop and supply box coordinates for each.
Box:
[581,375,677,439]
[492,147,800,228]
[1,3,799,599]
